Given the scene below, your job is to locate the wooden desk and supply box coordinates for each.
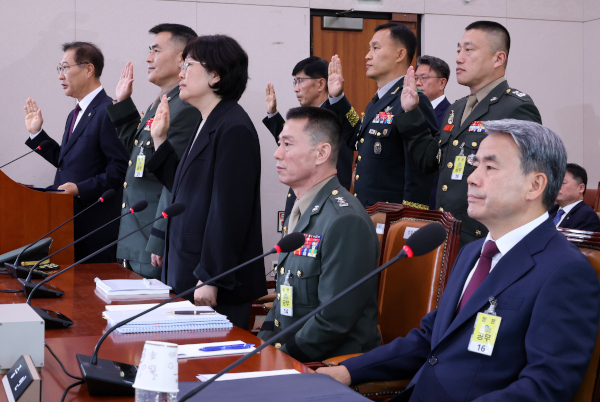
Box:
[0,263,309,401]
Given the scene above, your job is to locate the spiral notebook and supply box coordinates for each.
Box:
[103,306,232,334]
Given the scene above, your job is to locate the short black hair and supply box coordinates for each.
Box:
[286,107,342,166]
[183,35,248,101]
[417,55,450,82]
[62,42,104,78]
[149,23,197,48]
[374,22,417,65]
[465,21,511,59]
[566,163,588,196]
[292,57,328,91]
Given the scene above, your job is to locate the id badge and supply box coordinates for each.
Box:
[280,285,293,317]
[134,154,145,178]
[468,312,502,356]
[451,155,466,180]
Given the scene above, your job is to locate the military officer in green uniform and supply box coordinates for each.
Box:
[107,24,201,278]
[395,21,541,246]
[258,107,381,363]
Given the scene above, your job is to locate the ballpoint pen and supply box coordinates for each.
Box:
[199,343,255,352]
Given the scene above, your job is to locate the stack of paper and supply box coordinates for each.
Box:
[102,302,232,334]
[95,277,172,296]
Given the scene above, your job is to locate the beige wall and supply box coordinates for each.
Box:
[1,0,597,269]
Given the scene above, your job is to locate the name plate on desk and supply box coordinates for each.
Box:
[2,355,41,402]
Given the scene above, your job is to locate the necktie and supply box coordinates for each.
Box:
[68,104,82,139]
[458,240,499,312]
[460,94,478,125]
[365,92,380,116]
[553,209,565,226]
[288,201,301,233]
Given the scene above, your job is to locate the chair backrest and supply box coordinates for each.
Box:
[584,188,598,211]
[559,228,600,402]
[376,207,461,344]
[365,202,404,264]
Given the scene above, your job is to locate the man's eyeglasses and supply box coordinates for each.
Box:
[180,60,201,73]
[415,75,443,83]
[292,77,321,87]
[57,63,89,75]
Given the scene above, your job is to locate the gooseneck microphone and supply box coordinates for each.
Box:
[76,231,306,397]
[0,140,52,169]
[10,188,116,269]
[23,200,149,285]
[21,199,147,328]
[177,222,448,402]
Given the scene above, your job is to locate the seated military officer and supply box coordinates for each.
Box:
[257,107,381,362]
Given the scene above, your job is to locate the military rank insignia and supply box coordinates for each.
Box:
[143,118,154,131]
[293,234,321,257]
[469,121,486,133]
[448,110,454,125]
[372,112,394,124]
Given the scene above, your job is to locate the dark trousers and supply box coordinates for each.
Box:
[214,302,252,330]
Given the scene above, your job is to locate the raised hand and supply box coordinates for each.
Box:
[150,94,170,150]
[400,65,420,112]
[328,55,345,98]
[115,61,134,102]
[24,98,43,135]
[266,82,277,114]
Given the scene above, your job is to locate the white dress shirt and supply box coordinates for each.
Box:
[458,212,550,303]
[430,95,446,110]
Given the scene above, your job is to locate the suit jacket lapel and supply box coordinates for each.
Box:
[171,118,202,200]
[59,90,106,162]
[436,219,556,346]
[434,244,481,343]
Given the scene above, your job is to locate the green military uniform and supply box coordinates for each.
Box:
[106,87,201,278]
[257,177,381,362]
[394,79,541,245]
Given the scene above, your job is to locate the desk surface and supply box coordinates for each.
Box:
[0,263,309,401]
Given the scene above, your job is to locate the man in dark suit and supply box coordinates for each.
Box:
[263,57,354,220]
[107,24,201,279]
[24,42,128,263]
[415,55,451,129]
[415,55,451,209]
[326,22,437,209]
[318,119,600,402]
[395,21,541,246]
[549,163,600,232]
[146,35,266,329]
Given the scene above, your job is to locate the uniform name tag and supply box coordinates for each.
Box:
[468,312,502,356]
[134,154,145,177]
[451,155,466,180]
[280,285,293,317]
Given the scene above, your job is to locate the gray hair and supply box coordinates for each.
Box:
[483,119,567,209]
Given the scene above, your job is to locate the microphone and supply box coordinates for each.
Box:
[76,232,306,397]
[177,222,447,401]
[0,140,53,169]
[19,199,147,294]
[7,188,117,276]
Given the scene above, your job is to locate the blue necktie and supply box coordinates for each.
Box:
[553,209,565,226]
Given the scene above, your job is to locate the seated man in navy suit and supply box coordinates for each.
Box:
[318,119,600,402]
[24,42,128,263]
[549,163,600,232]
